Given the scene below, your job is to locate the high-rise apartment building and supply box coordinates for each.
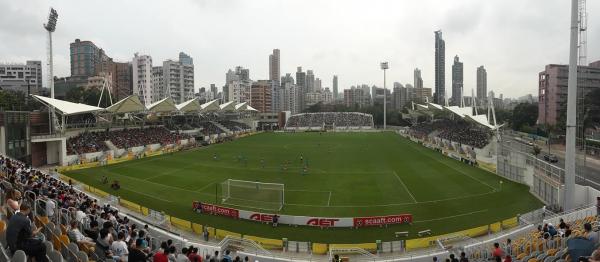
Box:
[0,61,43,94]
[414,68,423,89]
[315,78,322,91]
[451,55,463,106]
[434,30,445,104]
[70,39,112,78]
[227,80,252,103]
[476,66,487,102]
[132,53,154,105]
[306,70,315,93]
[333,75,338,101]
[152,66,164,100]
[538,61,600,125]
[111,62,133,101]
[269,49,280,85]
[251,80,274,113]
[179,52,193,65]
[162,57,194,104]
[295,67,306,111]
[344,87,370,108]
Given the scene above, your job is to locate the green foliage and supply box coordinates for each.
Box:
[65,87,114,107]
[0,90,43,111]
[511,103,538,131]
[532,145,541,156]
[584,88,600,129]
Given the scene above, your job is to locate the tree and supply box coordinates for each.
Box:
[511,103,538,132]
[65,87,113,107]
[532,145,541,156]
[584,88,600,130]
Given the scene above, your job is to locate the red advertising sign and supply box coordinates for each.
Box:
[199,203,239,219]
[353,214,413,227]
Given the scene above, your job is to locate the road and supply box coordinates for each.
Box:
[503,133,600,190]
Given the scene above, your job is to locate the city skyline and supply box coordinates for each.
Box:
[1,0,599,98]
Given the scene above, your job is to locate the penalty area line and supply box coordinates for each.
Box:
[196,180,218,192]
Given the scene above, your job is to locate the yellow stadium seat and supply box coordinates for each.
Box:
[517,253,527,260]
[547,249,557,256]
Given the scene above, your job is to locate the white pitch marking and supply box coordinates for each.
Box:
[327,191,332,206]
[393,171,418,203]
[413,209,488,223]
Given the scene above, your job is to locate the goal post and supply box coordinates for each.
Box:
[220,179,284,211]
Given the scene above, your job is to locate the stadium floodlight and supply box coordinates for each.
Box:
[380,62,389,130]
[221,179,284,211]
[44,8,58,32]
[44,7,58,132]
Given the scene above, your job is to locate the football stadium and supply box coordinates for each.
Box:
[3,92,599,262]
[2,1,600,262]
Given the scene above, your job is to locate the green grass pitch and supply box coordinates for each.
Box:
[64,132,542,243]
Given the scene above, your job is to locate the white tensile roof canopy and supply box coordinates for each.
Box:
[200,99,220,112]
[465,114,497,130]
[31,95,103,116]
[176,98,201,113]
[147,97,177,113]
[105,95,146,113]
[219,101,237,111]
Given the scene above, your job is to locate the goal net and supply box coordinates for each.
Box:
[221,179,284,211]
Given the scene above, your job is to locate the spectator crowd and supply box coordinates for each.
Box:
[410,119,491,149]
[286,112,374,129]
[1,155,248,262]
[67,127,190,155]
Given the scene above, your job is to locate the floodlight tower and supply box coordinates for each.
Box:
[44,8,58,132]
[380,62,389,130]
[564,0,579,210]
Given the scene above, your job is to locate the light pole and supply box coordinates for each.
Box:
[380,62,389,130]
[44,8,58,133]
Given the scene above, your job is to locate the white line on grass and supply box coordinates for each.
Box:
[196,180,218,192]
[285,190,498,208]
[393,171,418,203]
[287,189,332,193]
[100,169,214,197]
[405,142,497,192]
[413,209,488,223]
[327,191,332,206]
[124,187,173,203]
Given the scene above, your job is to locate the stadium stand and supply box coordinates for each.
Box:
[219,120,251,132]
[67,127,190,154]
[409,119,492,148]
[0,155,244,262]
[285,112,374,130]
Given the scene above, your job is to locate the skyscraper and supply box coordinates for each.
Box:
[434,30,445,104]
[333,75,338,101]
[306,70,315,93]
[451,55,463,106]
[296,67,306,110]
[269,49,280,85]
[414,68,423,89]
[476,65,487,102]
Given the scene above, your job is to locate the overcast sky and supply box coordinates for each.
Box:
[1,0,598,98]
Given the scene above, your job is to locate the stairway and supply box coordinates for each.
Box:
[210,121,232,134]
[105,140,119,151]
